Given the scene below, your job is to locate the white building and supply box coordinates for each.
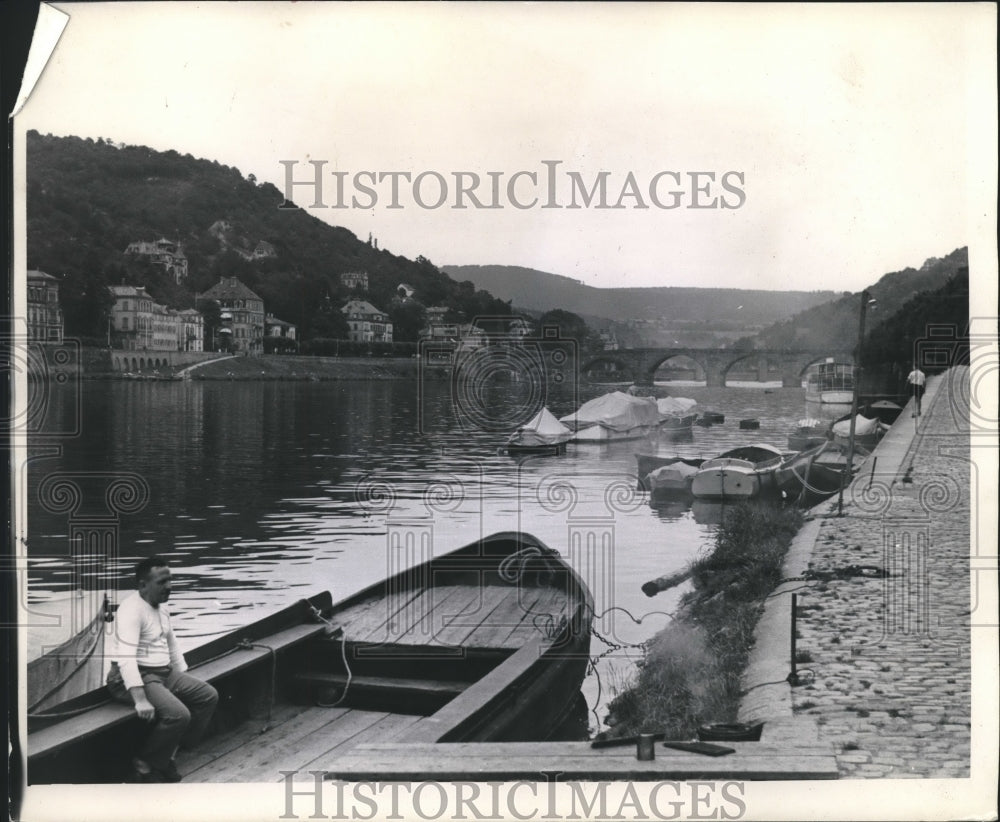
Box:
[341,299,393,343]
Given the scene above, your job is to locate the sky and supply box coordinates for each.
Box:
[15,2,998,293]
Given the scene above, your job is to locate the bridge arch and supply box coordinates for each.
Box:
[580,354,635,383]
[649,353,707,384]
[718,351,782,385]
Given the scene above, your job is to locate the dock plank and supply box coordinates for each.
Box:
[325,741,840,781]
[293,713,425,778]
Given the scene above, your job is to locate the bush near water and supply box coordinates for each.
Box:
[606,501,803,739]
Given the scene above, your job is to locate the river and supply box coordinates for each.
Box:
[25,376,849,732]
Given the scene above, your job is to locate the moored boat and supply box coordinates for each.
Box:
[830,413,889,449]
[864,400,903,425]
[560,391,660,443]
[655,396,698,433]
[646,461,701,497]
[635,454,705,488]
[690,444,786,500]
[787,417,830,451]
[502,407,573,454]
[774,441,871,505]
[805,359,856,404]
[27,532,594,784]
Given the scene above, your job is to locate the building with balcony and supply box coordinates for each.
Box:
[196,276,265,353]
[265,314,297,341]
[177,309,204,352]
[26,270,64,343]
[109,285,156,350]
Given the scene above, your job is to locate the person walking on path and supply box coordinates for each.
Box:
[906,364,926,416]
[106,556,219,783]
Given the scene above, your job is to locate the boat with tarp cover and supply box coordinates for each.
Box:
[27,532,593,784]
[502,407,573,454]
[560,391,660,443]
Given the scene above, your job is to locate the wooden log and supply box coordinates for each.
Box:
[641,568,692,598]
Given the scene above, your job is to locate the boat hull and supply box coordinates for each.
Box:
[806,389,854,404]
[571,423,656,442]
[690,445,785,500]
[691,463,767,499]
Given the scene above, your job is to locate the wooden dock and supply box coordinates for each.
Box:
[322,739,839,782]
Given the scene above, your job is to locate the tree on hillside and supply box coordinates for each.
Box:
[537,309,601,351]
[389,301,427,343]
[311,296,350,339]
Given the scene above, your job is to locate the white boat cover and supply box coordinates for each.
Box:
[831,415,884,438]
[648,462,700,481]
[561,391,660,432]
[656,396,698,418]
[507,407,573,446]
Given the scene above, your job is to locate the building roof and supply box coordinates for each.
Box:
[108,284,152,298]
[341,299,389,319]
[27,270,59,281]
[198,276,263,303]
[265,315,296,328]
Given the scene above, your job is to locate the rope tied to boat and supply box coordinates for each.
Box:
[235,639,278,731]
[498,544,560,586]
[300,600,354,709]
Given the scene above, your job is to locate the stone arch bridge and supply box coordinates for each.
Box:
[581,348,853,388]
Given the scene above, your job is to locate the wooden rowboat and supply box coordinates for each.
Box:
[774,441,872,505]
[690,444,786,500]
[27,532,593,784]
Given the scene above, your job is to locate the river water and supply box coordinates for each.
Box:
[25,376,847,731]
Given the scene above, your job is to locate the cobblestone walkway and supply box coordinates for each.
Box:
[790,368,972,777]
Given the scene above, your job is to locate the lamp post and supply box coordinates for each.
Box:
[839,289,877,515]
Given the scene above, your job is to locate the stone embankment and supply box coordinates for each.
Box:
[740,367,975,778]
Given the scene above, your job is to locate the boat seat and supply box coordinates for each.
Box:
[292,672,468,713]
[29,622,326,761]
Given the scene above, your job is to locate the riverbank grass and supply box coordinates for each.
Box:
[606,500,803,738]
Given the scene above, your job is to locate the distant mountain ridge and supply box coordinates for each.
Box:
[441,264,838,327]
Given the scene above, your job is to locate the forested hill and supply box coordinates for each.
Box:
[26,131,510,339]
[441,264,839,327]
[746,247,969,351]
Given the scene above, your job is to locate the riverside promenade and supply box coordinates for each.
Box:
[740,366,981,778]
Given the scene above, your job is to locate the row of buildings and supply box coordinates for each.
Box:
[25,270,398,353]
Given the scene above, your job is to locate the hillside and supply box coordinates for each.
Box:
[26,132,510,340]
[748,247,968,351]
[441,264,839,328]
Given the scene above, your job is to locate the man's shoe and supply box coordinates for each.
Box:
[129,766,160,783]
[129,758,161,783]
[155,760,183,783]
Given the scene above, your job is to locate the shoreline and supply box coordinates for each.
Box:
[605,369,974,779]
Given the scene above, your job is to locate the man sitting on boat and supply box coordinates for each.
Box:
[106,556,218,783]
